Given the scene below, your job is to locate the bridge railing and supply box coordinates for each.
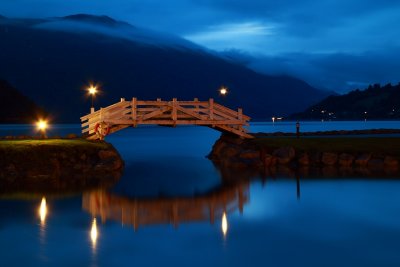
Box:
[81,98,252,138]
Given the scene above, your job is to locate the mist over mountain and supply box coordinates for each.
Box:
[0,14,327,122]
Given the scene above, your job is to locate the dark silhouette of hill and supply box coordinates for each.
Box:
[0,14,327,122]
[0,80,46,123]
[291,83,400,120]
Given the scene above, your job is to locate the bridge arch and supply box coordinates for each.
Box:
[81,98,253,140]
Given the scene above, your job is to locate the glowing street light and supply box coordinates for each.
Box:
[36,119,48,138]
[36,120,48,131]
[88,85,98,110]
[219,86,228,96]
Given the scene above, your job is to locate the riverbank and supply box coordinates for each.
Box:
[209,132,400,176]
[0,139,124,193]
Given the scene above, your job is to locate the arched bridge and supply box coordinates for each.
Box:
[80,98,253,139]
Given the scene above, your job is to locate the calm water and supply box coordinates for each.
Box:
[1,121,400,267]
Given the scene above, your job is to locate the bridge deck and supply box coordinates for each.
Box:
[81,98,253,139]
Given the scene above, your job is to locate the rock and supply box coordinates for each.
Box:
[355,153,371,166]
[209,140,226,158]
[321,152,338,165]
[273,146,295,164]
[80,154,87,161]
[384,156,399,167]
[368,158,384,169]
[220,145,240,158]
[238,150,260,160]
[339,153,354,167]
[98,149,118,160]
[298,153,310,165]
[264,154,277,167]
[309,152,322,165]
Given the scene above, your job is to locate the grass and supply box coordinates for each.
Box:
[252,137,400,156]
[0,139,109,149]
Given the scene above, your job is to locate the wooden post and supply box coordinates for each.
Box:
[194,97,199,112]
[238,108,243,121]
[157,98,161,102]
[120,98,125,102]
[209,98,214,120]
[172,98,177,125]
[238,107,244,132]
[132,97,137,127]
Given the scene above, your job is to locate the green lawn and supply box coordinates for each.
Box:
[252,137,400,156]
[0,139,109,149]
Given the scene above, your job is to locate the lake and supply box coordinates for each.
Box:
[1,121,400,267]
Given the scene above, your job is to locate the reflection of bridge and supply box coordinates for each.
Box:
[82,182,249,229]
[80,98,253,140]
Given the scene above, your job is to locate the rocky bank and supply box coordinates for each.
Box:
[0,139,124,193]
[208,133,400,177]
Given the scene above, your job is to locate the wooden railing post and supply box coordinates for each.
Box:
[172,98,177,125]
[238,108,243,121]
[132,97,137,127]
[120,98,125,102]
[209,98,214,120]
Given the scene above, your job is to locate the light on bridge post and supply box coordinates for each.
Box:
[36,119,48,138]
[219,86,228,96]
[88,85,98,113]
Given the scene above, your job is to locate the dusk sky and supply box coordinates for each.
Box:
[1,0,400,92]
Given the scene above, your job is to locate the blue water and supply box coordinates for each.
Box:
[1,121,400,267]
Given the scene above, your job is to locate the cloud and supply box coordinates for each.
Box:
[243,48,400,92]
[1,0,400,91]
[184,21,277,52]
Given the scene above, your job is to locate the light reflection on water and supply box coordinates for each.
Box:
[0,122,400,266]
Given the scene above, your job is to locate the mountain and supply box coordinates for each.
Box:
[0,80,46,123]
[0,14,327,122]
[291,83,400,120]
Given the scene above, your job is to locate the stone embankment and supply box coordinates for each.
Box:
[0,139,124,192]
[208,133,400,177]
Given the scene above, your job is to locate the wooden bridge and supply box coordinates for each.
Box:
[80,98,253,139]
[82,182,249,230]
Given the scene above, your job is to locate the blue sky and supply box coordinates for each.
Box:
[1,0,400,92]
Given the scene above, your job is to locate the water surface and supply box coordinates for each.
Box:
[1,121,400,267]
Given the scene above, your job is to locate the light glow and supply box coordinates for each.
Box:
[88,85,97,95]
[90,218,98,248]
[221,212,228,237]
[39,197,47,225]
[36,120,48,132]
[219,87,228,96]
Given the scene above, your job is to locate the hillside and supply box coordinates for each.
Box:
[291,83,400,120]
[0,14,327,122]
[0,80,46,123]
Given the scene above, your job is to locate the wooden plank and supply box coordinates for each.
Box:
[131,97,137,127]
[215,125,254,138]
[106,119,247,125]
[138,106,171,121]
[172,98,177,122]
[174,105,209,121]
[209,99,214,120]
